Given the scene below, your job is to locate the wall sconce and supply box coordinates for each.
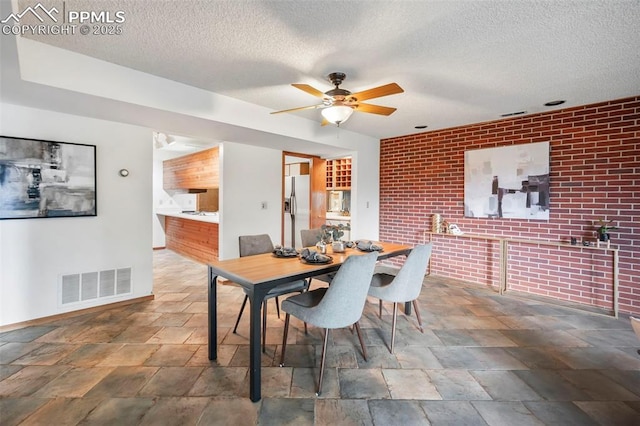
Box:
[119,169,130,177]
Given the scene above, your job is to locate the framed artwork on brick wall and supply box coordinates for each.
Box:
[0,136,97,220]
[464,141,549,220]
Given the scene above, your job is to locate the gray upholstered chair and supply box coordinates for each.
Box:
[279,251,378,395]
[368,243,433,353]
[631,316,640,355]
[233,234,309,352]
[300,228,323,247]
[300,228,334,284]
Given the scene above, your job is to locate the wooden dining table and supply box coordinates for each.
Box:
[206,241,412,402]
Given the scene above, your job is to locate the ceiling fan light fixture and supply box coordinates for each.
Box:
[321,105,354,125]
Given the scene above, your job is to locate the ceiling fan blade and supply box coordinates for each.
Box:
[355,102,397,116]
[271,104,324,114]
[348,83,404,102]
[292,84,326,98]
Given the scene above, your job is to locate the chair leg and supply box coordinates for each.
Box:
[378,299,382,318]
[233,295,249,334]
[279,313,290,367]
[412,299,424,333]
[262,301,267,353]
[353,321,368,362]
[304,322,308,334]
[390,302,398,354]
[316,328,330,396]
[275,296,281,319]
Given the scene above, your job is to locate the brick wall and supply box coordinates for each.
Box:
[380,96,639,315]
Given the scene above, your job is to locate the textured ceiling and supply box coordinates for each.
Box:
[15,0,640,140]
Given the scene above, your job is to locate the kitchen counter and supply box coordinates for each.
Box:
[326,212,350,221]
[156,210,219,224]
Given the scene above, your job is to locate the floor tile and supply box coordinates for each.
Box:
[111,326,163,343]
[0,326,57,343]
[290,366,339,398]
[197,398,260,425]
[597,369,640,396]
[187,366,247,397]
[550,346,640,370]
[470,370,541,401]
[143,344,198,366]
[12,343,80,365]
[395,345,443,369]
[59,343,123,366]
[0,364,22,381]
[573,401,640,425]
[523,401,599,425]
[426,369,492,401]
[512,370,590,401]
[471,401,544,426]
[79,397,155,425]
[0,397,51,426]
[315,399,373,425]
[383,368,442,399]
[151,312,194,327]
[558,369,640,401]
[146,327,195,344]
[257,398,315,426]
[368,400,430,425]
[339,368,390,399]
[420,401,488,426]
[31,366,113,397]
[97,343,160,366]
[503,347,571,369]
[0,365,70,396]
[138,397,209,426]
[138,366,204,396]
[84,366,159,398]
[18,397,102,425]
[0,342,44,364]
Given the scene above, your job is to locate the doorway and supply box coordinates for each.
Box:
[281,152,326,247]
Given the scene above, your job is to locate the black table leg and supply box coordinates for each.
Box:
[208,267,218,360]
[248,288,268,402]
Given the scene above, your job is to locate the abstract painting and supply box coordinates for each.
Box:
[0,136,96,219]
[464,141,549,220]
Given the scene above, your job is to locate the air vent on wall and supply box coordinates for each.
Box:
[61,267,132,306]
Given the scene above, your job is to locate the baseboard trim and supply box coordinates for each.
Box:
[0,295,155,332]
[153,246,166,250]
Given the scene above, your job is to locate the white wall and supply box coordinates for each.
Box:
[350,145,380,241]
[219,142,282,259]
[0,104,153,326]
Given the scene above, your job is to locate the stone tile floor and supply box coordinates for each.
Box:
[1,249,639,425]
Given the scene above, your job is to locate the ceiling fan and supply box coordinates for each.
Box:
[271,72,404,126]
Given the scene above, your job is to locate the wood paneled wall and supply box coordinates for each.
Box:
[163,147,219,189]
[165,217,219,264]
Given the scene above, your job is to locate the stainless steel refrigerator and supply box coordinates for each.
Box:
[284,175,310,248]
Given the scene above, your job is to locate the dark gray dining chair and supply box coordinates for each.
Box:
[279,251,378,395]
[233,234,309,352]
[632,316,640,355]
[368,243,433,353]
[300,228,323,247]
[300,228,334,284]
